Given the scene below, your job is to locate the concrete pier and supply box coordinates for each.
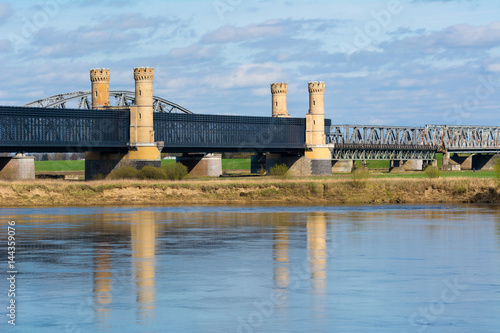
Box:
[85,152,161,180]
[0,154,35,180]
[266,153,311,176]
[177,153,222,177]
[390,159,423,172]
[331,160,354,173]
[442,153,472,171]
[251,153,266,174]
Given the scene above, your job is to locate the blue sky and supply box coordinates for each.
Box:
[1,0,500,126]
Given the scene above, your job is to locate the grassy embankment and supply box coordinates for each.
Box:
[35,159,250,173]
[1,177,499,207]
[14,157,498,207]
[34,156,494,179]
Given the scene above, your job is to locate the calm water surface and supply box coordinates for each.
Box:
[0,205,499,332]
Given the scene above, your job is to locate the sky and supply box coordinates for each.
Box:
[0,0,500,126]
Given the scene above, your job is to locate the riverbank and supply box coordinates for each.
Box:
[1,177,499,207]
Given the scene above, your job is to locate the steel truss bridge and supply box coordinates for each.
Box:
[328,125,500,160]
[2,95,500,158]
[0,106,306,153]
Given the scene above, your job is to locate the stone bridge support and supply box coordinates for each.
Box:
[0,154,35,180]
[251,153,267,174]
[85,68,162,180]
[265,153,312,176]
[304,82,332,176]
[176,153,222,177]
[331,160,354,173]
[472,154,499,171]
[390,159,424,172]
[260,81,333,177]
[442,153,471,171]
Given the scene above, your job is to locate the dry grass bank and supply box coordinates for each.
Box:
[0,177,499,207]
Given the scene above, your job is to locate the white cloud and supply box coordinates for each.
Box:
[168,44,218,59]
[0,2,11,20]
[201,20,285,44]
[398,79,417,87]
[395,22,500,49]
[203,63,286,89]
[486,63,500,73]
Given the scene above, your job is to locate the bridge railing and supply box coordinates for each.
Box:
[154,113,306,152]
[0,106,129,152]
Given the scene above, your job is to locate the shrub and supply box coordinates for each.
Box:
[163,162,188,180]
[92,173,105,181]
[424,165,441,179]
[350,167,369,188]
[139,166,167,180]
[108,166,139,180]
[494,158,500,179]
[269,163,289,177]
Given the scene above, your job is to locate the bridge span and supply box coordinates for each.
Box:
[1,66,499,180]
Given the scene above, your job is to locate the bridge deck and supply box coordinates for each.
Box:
[2,106,500,156]
[154,113,308,153]
[0,106,129,152]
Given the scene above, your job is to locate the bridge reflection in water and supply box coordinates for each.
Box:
[89,210,330,326]
[92,211,157,327]
[8,206,500,332]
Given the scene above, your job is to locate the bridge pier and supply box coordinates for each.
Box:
[251,153,267,174]
[85,67,164,180]
[472,154,500,170]
[304,82,332,176]
[442,153,471,171]
[85,147,162,180]
[176,153,222,177]
[442,153,470,171]
[266,153,312,176]
[0,154,35,180]
[331,160,354,173]
[390,159,424,172]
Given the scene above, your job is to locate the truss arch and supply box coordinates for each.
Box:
[23,91,193,114]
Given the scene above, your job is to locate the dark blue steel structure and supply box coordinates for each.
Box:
[154,113,321,153]
[0,106,325,153]
[0,106,129,152]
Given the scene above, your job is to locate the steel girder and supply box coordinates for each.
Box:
[331,145,436,160]
[23,91,193,114]
[422,125,500,152]
[328,125,436,160]
[328,125,431,145]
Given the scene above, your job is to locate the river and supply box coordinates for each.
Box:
[0,205,499,332]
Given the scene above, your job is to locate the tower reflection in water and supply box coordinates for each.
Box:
[91,210,328,325]
[273,218,290,313]
[92,211,157,325]
[131,211,157,323]
[272,211,329,316]
[307,212,327,315]
[93,243,112,324]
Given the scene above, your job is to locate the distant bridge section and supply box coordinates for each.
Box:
[328,125,436,160]
[422,125,500,153]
